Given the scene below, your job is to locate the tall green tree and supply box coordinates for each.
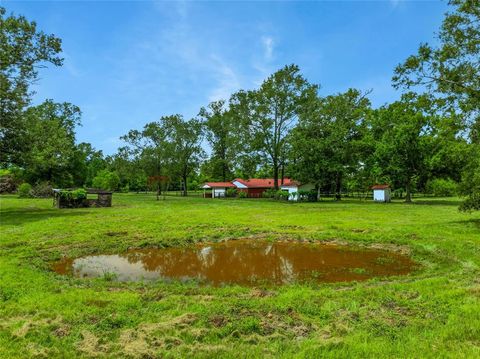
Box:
[21,100,81,186]
[230,64,317,189]
[393,0,480,140]
[121,121,171,199]
[393,0,479,208]
[292,89,371,199]
[0,7,63,165]
[164,115,204,196]
[198,100,238,181]
[370,93,438,202]
[71,143,106,187]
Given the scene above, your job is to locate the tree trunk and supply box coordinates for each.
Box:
[182,175,188,197]
[335,172,342,201]
[273,160,279,190]
[281,163,285,185]
[405,180,412,203]
[156,182,160,201]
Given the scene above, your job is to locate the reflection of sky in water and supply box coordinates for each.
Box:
[64,240,414,286]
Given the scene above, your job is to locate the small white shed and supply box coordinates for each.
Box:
[201,182,236,198]
[371,184,391,202]
[280,182,315,201]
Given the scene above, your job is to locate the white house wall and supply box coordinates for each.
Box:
[373,189,385,202]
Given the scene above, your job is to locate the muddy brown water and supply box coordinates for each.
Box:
[52,240,415,286]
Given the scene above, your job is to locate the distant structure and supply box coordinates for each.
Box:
[202,178,314,200]
[232,178,296,198]
[53,188,113,208]
[201,182,236,198]
[371,184,391,202]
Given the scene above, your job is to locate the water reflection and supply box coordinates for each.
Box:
[52,240,415,286]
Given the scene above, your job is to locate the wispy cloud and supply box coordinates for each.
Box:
[208,55,241,102]
[261,35,275,61]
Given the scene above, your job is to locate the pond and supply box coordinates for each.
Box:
[52,240,415,286]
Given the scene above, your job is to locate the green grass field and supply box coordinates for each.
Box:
[1,194,479,358]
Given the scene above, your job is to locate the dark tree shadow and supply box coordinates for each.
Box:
[0,207,92,226]
[450,218,480,229]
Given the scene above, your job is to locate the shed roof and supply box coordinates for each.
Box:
[371,184,390,190]
[202,182,236,189]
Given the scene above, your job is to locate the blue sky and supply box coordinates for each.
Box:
[4,0,447,155]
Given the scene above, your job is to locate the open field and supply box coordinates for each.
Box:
[1,194,479,358]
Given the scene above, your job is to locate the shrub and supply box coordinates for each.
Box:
[426,178,458,197]
[393,188,405,198]
[31,182,53,198]
[298,189,317,202]
[0,174,17,193]
[238,191,247,199]
[58,188,87,200]
[226,188,237,197]
[275,190,290,201]
[262,189,276,198]
[18,183,33,198]
[460,193,480,212]
[92,170,120,191]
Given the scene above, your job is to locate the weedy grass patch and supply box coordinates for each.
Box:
[0,194,479,358]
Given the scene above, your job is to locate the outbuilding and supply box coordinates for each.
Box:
[201,182,236,198]
[280,181,316,201]
[371,184,391,202]
[232,178,296,198]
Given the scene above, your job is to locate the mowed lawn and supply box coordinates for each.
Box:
[0,194,479,358]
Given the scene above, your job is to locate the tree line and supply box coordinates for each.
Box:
[0,1,478,210]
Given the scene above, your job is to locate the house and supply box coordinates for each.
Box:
[232,178,296,198]
[201,182,236,198]
[280,181,316,201]
[371,184,391,202]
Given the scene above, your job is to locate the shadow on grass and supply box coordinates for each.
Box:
[450,218,480,229]
[387,198,463,207]
[0,207,92,226]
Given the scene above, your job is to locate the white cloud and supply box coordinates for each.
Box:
[208,55,241,102]
[261,35,275,61]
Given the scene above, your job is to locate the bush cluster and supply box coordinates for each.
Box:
[18,183,33,198]
[426,178,458,197]
[238,191,247,198]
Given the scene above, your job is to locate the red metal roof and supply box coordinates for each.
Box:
[371,184,390,190]
[233,178,295,188]
[204,182,236,188]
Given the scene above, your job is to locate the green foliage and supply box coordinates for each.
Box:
[292,88,371,197]
[226,188,237,197]
[31,182,53,198]
[298,189,318,202]
[459,193,480,212]
[393,0,480,139]
[0,173,16,193]
[262,188,277,198]
[276,190,290,201]
[459,145,480,211]
[0,7,63,166]
[17,183,33,198]
[230,64,318,189]
[58,188,87,200]
[92,170,120,191]
[21,100,82,187]
[369,93,436,202]
[426,178,458,197]
[238,191,247,198]
[199,100,239,181]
